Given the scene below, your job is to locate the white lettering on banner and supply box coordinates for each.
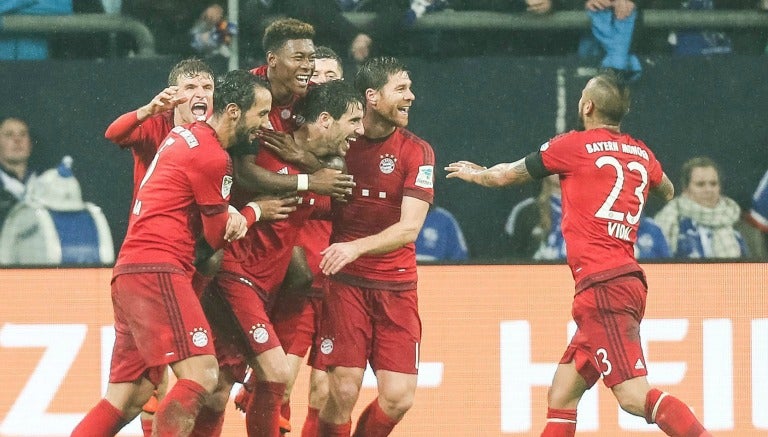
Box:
[753,319,768,429]
[361,362,444,388]
[703,319,734,430]
[499,318,753,433]
[0,324,86,436]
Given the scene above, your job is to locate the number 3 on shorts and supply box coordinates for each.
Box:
[596,347,613,376]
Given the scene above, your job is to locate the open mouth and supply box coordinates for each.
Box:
[398,106,411,115]
[296,75,310,87]
[192,102,208,118]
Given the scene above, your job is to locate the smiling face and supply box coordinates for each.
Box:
[319,101,364,158]
[269,39,315,100]
[232,87,273,149]
[372,70,414,128]
[684,165,721,208]
[173,72,214,125]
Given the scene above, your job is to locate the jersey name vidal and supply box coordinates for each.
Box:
[116,122,231,274]
[540,129,663,285]
[333,128,435,284]
[221,148,327,294]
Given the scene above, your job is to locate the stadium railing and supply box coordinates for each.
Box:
[0,10,766,59]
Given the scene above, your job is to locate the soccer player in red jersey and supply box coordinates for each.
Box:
[202,79,364,437]
[316,56,435,437]
[103,58,295,436]
[445,71,711,437]
[71,70,273,437]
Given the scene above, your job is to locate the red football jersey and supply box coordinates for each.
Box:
[332,128,435,285]
[106,110,175,199]
[115,122,233,276]
[220,149,330,295]
[250,65,300,134]
[539,128,664,289]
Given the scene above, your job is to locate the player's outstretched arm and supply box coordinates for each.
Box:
[650,172,674,202]
[104,86,185,144]
[445,157,532,187]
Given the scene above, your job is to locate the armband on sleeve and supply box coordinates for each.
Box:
[524,151,551,180]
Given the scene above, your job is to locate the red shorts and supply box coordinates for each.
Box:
[315,279,421,374]
[560,274,648,388]
[271,291,323,359]
[210,272,282,381]
[110,272,215,386]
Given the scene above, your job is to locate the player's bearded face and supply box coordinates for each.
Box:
[375,71,414,128]
[328,102,364,157]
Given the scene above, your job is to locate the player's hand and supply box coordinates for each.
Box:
[445,160,486,182]
[138,86,187,119]
[320,241,362,275]
[253,194,300,221]
[309,168,355,200]
[224,212,248,241]
[257,130,306,165]
[612,0,635,20]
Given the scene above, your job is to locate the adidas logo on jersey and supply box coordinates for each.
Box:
[277,167,289,175]
[635,359,645,370]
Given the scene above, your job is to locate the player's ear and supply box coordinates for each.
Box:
[319,112,332,128]
[267,51,277,68]
[365,88,378,106]
[583,99,595,116]
[226,103,240,120]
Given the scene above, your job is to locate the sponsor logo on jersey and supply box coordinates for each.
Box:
[320,337,334,355]
[415,165,434,188]
[250,324,269,344]
[221,175,233,198]
[190,327,209,347]
[379,154,397,174]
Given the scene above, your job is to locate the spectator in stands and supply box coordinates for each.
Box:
[416,204,470,261]
[740,168,768,259]
[190,3,238,59]
[0,156,114,265]
[0,0,73,60]
[654,156,748,259]
[0,117,36,230]
[122,0,215,55]
[506,173,670,260]
[579,0,643,82]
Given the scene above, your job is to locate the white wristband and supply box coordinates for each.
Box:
[228,205,238,214]
[246,202,262,222]
[297,174,309,191]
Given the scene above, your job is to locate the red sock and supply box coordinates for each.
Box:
[246,380,286,437]
[190,405,225,437]
[141,416,154,437]
[645,389,711,437]
[352,399,399,437]
[540,408,577,437]
[301,407,320,437]
[71,398,127,436]
[153,379,208,437]
[319,419,351,437]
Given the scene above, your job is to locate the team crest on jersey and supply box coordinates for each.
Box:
[190,327,209,347]
[415,165,434,188]
[221,175,233,198]
[250,324,269,343]
[379,154,397,174]
[280,108,292,120]
[320,337,334,355]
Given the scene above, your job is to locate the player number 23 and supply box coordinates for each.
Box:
[593,156,648,225]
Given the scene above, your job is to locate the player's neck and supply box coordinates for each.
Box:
[362,113,397,140]
[587,121,620,133]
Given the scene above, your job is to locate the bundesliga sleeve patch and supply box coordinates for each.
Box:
[415,165,434,189]
[539,141,550,151]
[221,175,233,198]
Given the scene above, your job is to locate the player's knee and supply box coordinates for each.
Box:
[378,387,415,418]
[207,381,233,411]
[615,391,645,417]
[329,378,361,410]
